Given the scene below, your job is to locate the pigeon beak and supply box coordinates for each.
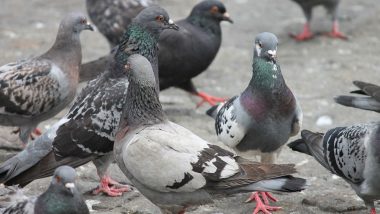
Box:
[85,22,95,31]
[222,12,233,23]
[65,182,75,195]
[267,50,277,59]
[166,19,179,31]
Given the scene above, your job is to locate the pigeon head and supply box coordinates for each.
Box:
[60,12,94,34]
[189,0,233,23]
[253,32,278,63]
[51,166,77,196]
[132,6,179,36]
[125,54,155,88]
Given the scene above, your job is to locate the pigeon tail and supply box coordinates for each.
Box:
[238,176,308,193]
[334,96,380,113]
[287,138,310,155]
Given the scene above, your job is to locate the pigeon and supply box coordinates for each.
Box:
[334,81,380,113]
[0,13,94,145]
[290,0,347,41]
[0,6,178,197]
[157,0,233,107]
[86,0,156,48]
[80,0,233,107]
[114,54,308,214]
[288,123,380,214]
[2,166,89,214]
[206,32,303,214]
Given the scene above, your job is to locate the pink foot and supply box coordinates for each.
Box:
[290,23,313,41]
[92,175,130,197]
[370,207,376,214]
[30,128,42,141]
[325,21,347,40]
[194,92,225,108]
[246,192,281,214]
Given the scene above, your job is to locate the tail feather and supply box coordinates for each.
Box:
[287,139,310,155]
[5,152,93,187]
[236,176,308,193]
[334,96,380,112]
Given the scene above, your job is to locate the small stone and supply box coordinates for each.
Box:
[316,115,333,127]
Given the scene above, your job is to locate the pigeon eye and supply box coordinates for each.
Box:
[210,6,219,14]
[156,15,164,22]
[80,18,87,24]
[258,42,263,48]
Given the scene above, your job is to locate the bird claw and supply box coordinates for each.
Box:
[92,175,131,197]
[325,31,348,40]
[246,192,281,214]
[370,208,376,214]
[289,32,313,41]
[195,92,225,108]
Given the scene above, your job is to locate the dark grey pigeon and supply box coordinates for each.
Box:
[206,32,302,214]
[157,0,232,107]
[0,13,93,145]
[80,0,232,107]
[81,0,156,82]
[290,0,347,41]
[2,166,89,214]
[288,123,380,214]
[0,6,178,198]
[334,81,380,113]
[114,54,308,214]
[86,0,156,48]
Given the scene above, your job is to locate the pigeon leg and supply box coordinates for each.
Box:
[246,192,281,214]
[246,192,278,205]
[370,208,376,214]
[194,92,225,108]
[326,21,347,40]
[92,175,131,197]
[290,23,313,41]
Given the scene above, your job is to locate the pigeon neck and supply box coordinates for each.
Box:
[186,16,222,35]
[47,27,82,62]
[248,58,286,92]
[114,24,159,87]
[122,80,166,129]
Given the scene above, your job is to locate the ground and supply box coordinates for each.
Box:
[0,0,380,213]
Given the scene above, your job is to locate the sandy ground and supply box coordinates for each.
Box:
[0,0,380,213]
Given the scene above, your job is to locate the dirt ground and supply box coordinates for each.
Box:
[1,0,380,213]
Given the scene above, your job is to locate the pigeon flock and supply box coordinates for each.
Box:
[0,0,378,214]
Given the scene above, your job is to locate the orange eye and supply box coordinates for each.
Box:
[210,6,219,14]
[81,18,86,24]
[156,15,164,22]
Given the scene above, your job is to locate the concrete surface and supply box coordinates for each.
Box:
[0,0,379,213]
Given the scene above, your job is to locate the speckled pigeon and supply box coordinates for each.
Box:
[114,54,308,214]
[2,166,89,214]
[290,0,347,41]
[288,123,380,214]
[0,13,93,145]
[0,6,178,197]
[86,0,156,48]
[206,32,303,214]
[334,81,380,113]
[80,0,232,107]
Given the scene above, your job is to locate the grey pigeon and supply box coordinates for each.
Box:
[114,54,308,214]
[86,0,156,48]
[290,0,347,41]
[80,0,232,108]
[334,81,380,113]
[288,123,380,214]
[0,6,178,197]
[206,32,303,214]
[2,166,89,214]
[0,13,93,145]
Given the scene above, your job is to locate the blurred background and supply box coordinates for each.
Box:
[0,0,379,213]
